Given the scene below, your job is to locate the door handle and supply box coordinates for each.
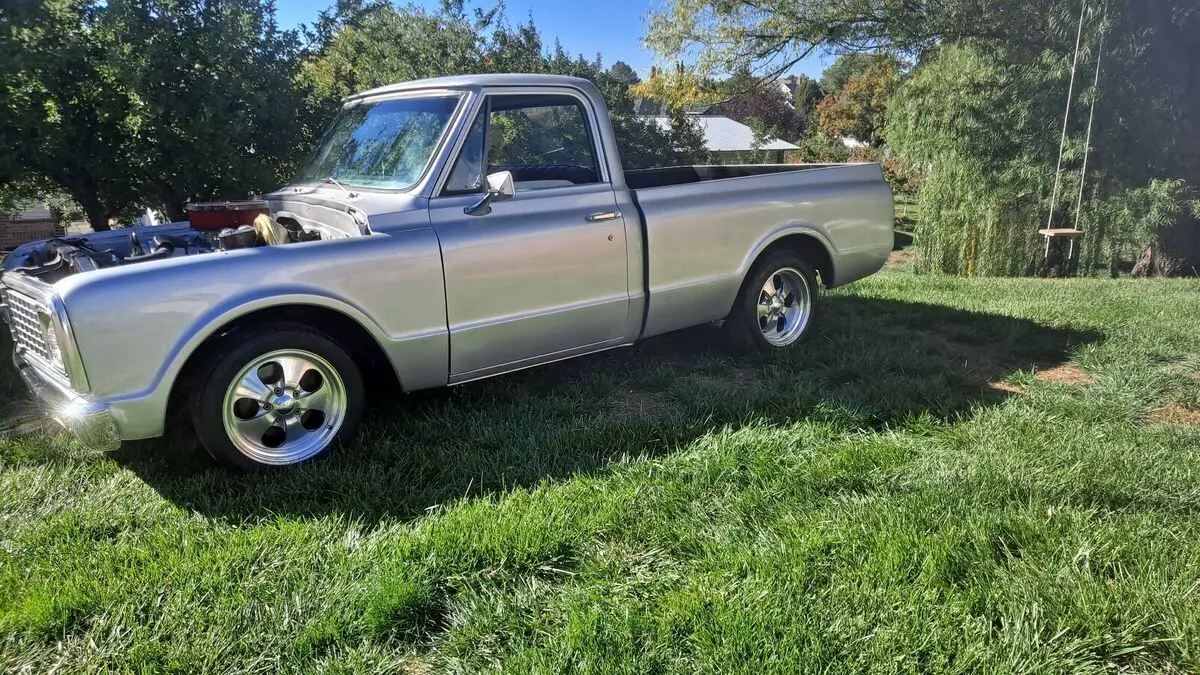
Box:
[586,211,622,223]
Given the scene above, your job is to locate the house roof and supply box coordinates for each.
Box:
[641,116,800,152]
[2,202,52,222]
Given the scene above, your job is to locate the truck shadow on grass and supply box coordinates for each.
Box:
[106,296,1102,523]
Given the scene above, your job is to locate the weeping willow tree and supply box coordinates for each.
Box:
[645,0,1200,276]
[887,4,1200,277]
[886,44,1064,276]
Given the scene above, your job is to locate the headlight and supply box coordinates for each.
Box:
[39,311,65,367]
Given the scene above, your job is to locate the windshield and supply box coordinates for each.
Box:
[294,95,461,190]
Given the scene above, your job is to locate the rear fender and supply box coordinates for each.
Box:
[738,224,838,284]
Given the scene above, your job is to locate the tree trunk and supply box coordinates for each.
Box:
[1132,216,1200,277]
[165,200,187,223]
[83,201,111,232]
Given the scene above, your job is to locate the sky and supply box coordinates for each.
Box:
[273,0,835,79]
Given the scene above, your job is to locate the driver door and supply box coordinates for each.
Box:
[427,91,631,381]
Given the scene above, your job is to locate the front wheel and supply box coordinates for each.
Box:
[725,251,819,352]
[191,323,365,471]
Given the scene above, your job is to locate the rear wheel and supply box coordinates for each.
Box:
[191,323,365,471]
[725,251,819,352]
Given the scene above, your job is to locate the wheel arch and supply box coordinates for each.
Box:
[746,230,836,289]
[166,302,400,419]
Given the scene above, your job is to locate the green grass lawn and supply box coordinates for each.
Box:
[2,271,1200,672]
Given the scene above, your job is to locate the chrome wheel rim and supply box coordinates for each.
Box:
[757,267,812,347]
[221,349,347,465]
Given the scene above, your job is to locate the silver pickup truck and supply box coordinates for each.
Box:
[1,74,893,470]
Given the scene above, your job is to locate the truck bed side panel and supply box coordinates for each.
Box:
[634,164,894,339]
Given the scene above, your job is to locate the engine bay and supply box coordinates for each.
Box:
[1,194,375,283]
[5,216,327,284]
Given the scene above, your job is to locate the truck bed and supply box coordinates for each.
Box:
[628,162,895,338]
[624,164,840,190]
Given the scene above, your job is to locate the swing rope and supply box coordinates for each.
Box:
[1072,5,1106,232]
[1046,0,1090,232]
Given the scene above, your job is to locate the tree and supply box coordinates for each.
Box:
[790,74,823,115]
[107,0,308,220]
[1,0,309,230]
[814,58,900,146]
[887,43,1057,276]
[608,61,640,85]
[647,0,1200,276]
[646,0,1086,78]
[1,0,151,230]
[819,53,892,94]
[710,78,806,143]
[302,2,707,171]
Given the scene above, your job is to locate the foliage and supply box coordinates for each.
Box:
[627,65,714,111]
[796,127,849,163]
[819,53,894,95]
[0,0,306,230]
[644,0,1074,87]
[1088,179,1200,276]
[884,7,1200,277]
[299,0,494,106]
[710,78,806,143]
[887,43,1061,276]
[0,176,65,219]
[0,0,151,230]
[608,61,640,85]
[107,0,309,220]
[814,58,900,146]
[302,2,708,171]
[789,74,823,115]
[647,0,1200,277]
[878,157,924,203]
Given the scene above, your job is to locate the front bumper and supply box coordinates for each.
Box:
[13,351,121,452]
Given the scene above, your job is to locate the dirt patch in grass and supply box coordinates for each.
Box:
[1034,365,1095,386]
[988,381,1026,395]
[1148,404,1200,427]
[886,249,920,269]
[986,366,1095,395]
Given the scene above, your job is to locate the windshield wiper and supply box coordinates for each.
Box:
[322,176,357,197]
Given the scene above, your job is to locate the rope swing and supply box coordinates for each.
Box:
[1040,0,1107,272]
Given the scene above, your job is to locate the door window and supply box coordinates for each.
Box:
[442,94,602,194]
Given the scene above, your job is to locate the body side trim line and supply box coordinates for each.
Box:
[447,338,630,386]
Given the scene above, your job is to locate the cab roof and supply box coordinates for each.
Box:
[346,74,596,102]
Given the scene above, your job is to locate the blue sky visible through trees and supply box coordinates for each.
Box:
[274,0,834,78]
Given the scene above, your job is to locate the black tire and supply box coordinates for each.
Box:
[190,322,365,471]
[725,250,820,352]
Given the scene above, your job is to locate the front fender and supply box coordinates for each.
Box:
[157,287,399,389]
[57,229,448,440]
[163,288,393,376]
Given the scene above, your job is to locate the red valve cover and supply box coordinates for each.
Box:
[186,200,270,231]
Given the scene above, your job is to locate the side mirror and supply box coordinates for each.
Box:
[487,170,516,198]
[465,171,516,217]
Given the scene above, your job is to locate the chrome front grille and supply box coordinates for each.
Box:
[5,289,66,377]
